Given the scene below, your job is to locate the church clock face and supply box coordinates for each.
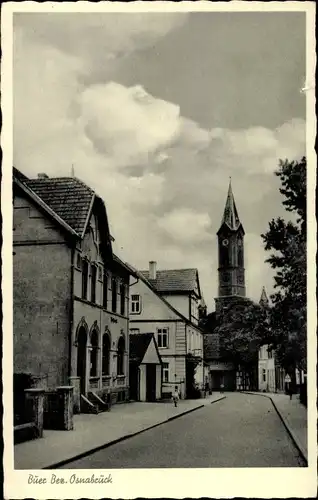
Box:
[222,239,229,247]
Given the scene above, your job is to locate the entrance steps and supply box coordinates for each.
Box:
[80,393,111,414]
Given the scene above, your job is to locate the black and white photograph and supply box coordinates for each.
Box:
[2,1,316,498]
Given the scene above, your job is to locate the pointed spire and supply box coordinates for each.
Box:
[71,164,75,177]
[259,286,269,306]
[220,179,241,230]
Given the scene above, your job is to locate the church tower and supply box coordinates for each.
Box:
[215,181,246,313]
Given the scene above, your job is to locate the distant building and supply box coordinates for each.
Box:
[13,168,135,413]
[129,333,162,402]
[129,262,205,399]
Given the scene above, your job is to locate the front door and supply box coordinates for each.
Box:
[146,364,156,402]
[77,327,87,395]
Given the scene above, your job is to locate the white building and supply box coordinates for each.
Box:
[129,262,205,399]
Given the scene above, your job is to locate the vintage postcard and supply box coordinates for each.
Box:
[2,1,317,498]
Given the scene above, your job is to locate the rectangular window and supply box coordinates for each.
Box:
[82,260,89,299]
[98,265,102,281]
[103,272,108,308]
[157,328,169,348]
[111,278,117,313]
[130,328,140,334]
[131,294,141,314]
[262,369,266,382]
[163,363,169,383]
[120,284,126,316]
[76,253,82,269]
[91,265,97,303]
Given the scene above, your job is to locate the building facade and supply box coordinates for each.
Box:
[13,168,134,412]
[129,262,205,399]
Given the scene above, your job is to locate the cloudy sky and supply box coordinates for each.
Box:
[13,10,306,310]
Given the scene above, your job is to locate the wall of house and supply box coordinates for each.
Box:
[161,294,190,319]
[156,365,162,399]
[129,279,180,321]
[13,192,72,388]
[258,345,276,392]
[139,365,146,401]
[71,209,130,402]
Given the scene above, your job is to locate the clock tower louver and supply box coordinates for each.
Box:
[216,181,246,312]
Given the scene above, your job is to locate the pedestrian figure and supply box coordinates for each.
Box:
[289,386,293,400]
[205,382,209,398]
[220,383,224,394]
[172,387,179,407]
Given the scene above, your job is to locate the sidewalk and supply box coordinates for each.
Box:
[243,391,307,462]
[14,393,225,469]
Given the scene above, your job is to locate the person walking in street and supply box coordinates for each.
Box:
[220,383,224,394]
[172,387,180,407]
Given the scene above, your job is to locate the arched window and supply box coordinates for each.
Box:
[102,333,111,376]
[90,329,99,377]
[117,336,125,376]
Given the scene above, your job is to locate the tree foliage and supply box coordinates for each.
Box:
[215,299,270,366]
[261,157,307,372]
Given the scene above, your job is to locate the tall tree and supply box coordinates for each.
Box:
[214,299,271,388]
[261,157,306,373]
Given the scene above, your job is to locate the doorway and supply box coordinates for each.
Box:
[146,364,156,402]
[77,326,87,395]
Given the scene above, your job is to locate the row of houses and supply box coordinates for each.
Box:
[13,168,207,423]
[14,168,291,432]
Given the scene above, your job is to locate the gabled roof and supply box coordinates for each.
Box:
[128,265,205,333]
[140,268,200,296]
[13,168,114,259]
[129,333,161,365]
[217,180,244,234]
[23,176,95,237]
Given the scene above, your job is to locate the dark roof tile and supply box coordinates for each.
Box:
[129,333,154,364]
[24,177,94,235]
[140,268,198,293]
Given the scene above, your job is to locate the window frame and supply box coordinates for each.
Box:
[111,277,117,313]
[162,362,169,383]
[81,259,89,300]
[102,332,111,376]
[157,327,169,348]
[90,329,99,377]
[120,283,126,316]
[90,264,97,303]
[131,294,141,314]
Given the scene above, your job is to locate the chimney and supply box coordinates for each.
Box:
[38,173,49,179]
[149,261,157,280]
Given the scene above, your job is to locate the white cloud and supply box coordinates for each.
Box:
[157,209,212,244]
[13,16,306,309]
[78,82,181,167]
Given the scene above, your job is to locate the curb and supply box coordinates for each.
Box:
[242,391,307,465]
[43,396,226,469]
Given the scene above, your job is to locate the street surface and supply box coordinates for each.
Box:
[61,393,306,468]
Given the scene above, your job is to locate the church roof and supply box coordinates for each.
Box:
[259,286,269,306]
[218,181,243,233]
[140,268,200,295]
